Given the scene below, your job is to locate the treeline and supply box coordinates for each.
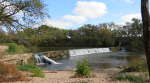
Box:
[0,19,143,52]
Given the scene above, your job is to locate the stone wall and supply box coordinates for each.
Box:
[43,50,69,60]
[1,53,32,64]
[0,50,69,64]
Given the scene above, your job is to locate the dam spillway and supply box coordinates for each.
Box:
[69,48,111,56]
[33,53,61,65]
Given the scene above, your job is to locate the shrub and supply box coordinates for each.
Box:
[122,60,148,72]
[17,64,44,77]
[6,43,28,54]
[75,59,91,77]
[115,73,146,83]
[17,45,29,53]
[110,47,119,52]
[0,62,26,82]
[6,43,18,53]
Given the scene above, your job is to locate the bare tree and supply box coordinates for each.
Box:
[141,0,150,76]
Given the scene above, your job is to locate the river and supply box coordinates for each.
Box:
[40,52,145,70]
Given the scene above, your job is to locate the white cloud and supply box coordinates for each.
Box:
[120,13,141,25]
[60,1,107,27]
[43,19,72,29]
[39,1,108,29]
[74,1,107,19]
[62,15,87,24]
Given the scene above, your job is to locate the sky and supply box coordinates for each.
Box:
[41,0,143,29]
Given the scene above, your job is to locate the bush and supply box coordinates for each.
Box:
[122,60,148,72]
[7,43,18,53]
[75,59,91,77]
[0,62,25,82]
[17,64,44,77]
[17,45,29,53]
[6,43,28,54]
[115,73,146,83]
[110,47,119,52]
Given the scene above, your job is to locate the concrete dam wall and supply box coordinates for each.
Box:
[69,48,111,56]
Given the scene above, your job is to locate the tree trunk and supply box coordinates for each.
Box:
[141,0,150,76]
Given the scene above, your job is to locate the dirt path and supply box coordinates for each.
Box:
[0,46,8,55]
[10,70,128,83]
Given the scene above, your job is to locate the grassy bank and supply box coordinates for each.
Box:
[17,64,44,77]
[115,73,149,83]
[114,59,149,83]
[5,43,29,54]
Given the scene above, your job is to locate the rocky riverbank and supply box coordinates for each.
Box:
[44,50,69,60]
[0,53,33,64]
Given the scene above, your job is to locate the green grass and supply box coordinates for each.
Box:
[115,73,146,83]
[6,43,29,54]
[17,64,44,77]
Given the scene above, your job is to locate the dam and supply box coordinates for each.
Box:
[33,48,111,66]
[69,48,111,56]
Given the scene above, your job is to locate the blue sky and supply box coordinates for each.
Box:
[42,0,142,29]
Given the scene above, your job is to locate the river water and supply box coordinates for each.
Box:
[40,52,145,70]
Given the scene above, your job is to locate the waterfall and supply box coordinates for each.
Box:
[69,48,111,56]
[33,53,61,65]
[33,54,45,65]
[42,56,61,64]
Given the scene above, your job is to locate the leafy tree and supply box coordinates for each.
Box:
[0,20,145,52]
[98,27,114,47]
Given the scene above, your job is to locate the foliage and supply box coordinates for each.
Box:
[117,19,143,51]
[0,62,26,82]
[110,47,119,52]
[7,43,18,53]
[75,59,91,77]
[6,43,28,54]
[115,73,147,83]
[0,18,143,52]
[122,59,148,72]
[17,64,44,77]
[0,0,47,29]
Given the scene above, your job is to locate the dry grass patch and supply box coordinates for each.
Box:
[0,62,26,82]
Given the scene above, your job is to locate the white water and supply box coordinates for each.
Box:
[33,54,61,65]
[69,48,111,56]
[33,54,45,65]
[43,56,61,64]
